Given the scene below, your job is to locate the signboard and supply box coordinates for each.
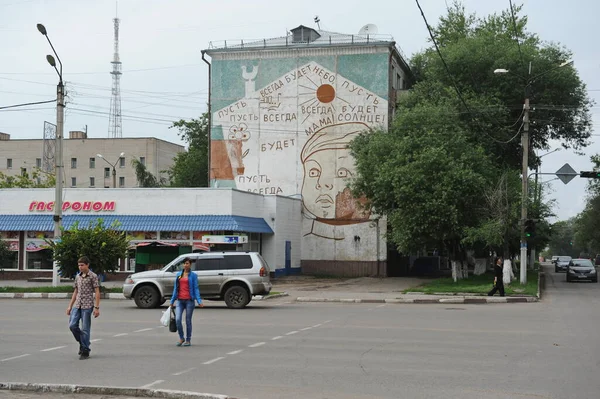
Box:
[201,235,248,244]
[555,163,577,185]
[28,201,116,212]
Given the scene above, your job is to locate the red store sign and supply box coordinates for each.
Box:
[28,201,116,212]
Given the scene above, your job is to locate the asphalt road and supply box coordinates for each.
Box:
[1,265,599,399]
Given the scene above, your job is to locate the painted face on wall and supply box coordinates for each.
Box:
[301,123,370,221]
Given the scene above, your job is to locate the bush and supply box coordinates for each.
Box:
[46,219,129,279]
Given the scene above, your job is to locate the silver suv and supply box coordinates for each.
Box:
[123,252,272,309]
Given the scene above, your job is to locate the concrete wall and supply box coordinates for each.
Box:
[0,137,184,188]
[207,46,397,274]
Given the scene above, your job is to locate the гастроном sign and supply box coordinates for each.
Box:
[28,201,116,212]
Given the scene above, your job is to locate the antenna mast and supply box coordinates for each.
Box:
[108,4,122,138]
[314,16,321,30]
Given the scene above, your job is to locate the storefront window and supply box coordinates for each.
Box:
[128,231,158,240]
[25,231,53,239]
[0,241,18,269]
[26,248,53,270]
[159,231,190,240]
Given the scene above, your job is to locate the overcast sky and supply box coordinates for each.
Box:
[1,0,598,221]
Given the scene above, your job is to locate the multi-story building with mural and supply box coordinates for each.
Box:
[203,24,412,276]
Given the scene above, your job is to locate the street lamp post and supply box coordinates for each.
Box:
[37,23,64,287]
[495,60,573,285]
[97,153,125,188]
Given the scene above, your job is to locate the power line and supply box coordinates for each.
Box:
[0,99,56,110]
[508,0,525,69]
[414,0,515,144]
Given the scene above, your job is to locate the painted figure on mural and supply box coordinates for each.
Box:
[301,122,371,240]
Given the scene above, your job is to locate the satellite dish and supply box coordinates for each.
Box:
[358,24,378,35]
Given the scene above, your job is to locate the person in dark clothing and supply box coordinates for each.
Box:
[487,257,505,297]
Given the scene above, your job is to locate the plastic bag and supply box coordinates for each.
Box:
[160,307,170,327]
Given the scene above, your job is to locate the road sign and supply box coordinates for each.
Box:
[555,163,577,185]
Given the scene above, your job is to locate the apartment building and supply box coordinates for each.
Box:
[0,131,184,188]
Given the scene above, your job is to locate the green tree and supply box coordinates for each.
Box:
[131,158,164,187]
[546,219,581,258]
[0,239,12,269]
[350,102,494,266]
[167,113,209,187]
[411,1,593,170]
[46,219,129,279]
[572,155,600,255]
[0,169,55,188]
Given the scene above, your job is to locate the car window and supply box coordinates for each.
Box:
[168,258,197,272]
[196,258,222,271]
[558,256,572,262]
[573,260,593,267]
[223,255,253,270]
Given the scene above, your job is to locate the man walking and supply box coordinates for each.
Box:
[66,256,100,359]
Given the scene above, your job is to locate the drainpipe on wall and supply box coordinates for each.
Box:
[201,50,212,187]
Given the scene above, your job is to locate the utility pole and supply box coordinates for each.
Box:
[520,90,530,285]
[37,23,64,287]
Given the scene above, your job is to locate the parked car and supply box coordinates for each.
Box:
[595,254,600,266]
[555,256,572,273]
[566,258,598,282]
[123,252,272,309]
[551,256,560,264]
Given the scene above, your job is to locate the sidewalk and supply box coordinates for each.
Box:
[0,275,540,304]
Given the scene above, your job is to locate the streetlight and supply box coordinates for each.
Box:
[37,23,64,287]
[97,152,125,188]
[494,60,573,285]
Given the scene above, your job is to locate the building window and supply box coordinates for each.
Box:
[119,157,125,168]
[104,167,110,178]
[71,158,77,169]
[36,158,42,168]
[139,156,145,166]
[119,176,125,187]
[90,177,95,187]
[20,167,27,176]
[89,157,95,169]
[71,177,76,187]
[7,159,12,169]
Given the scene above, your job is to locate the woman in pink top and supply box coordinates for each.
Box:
[170,258,203,346]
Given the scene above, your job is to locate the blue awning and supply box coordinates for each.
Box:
[0,214,273,234]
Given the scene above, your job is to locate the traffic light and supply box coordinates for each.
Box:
[580,171,600,178]
[524,219,536,238]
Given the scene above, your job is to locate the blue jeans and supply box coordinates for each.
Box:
[69,307,92,352]
[175,300,195,342]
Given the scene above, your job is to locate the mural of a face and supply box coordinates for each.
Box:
[301,123,370,221]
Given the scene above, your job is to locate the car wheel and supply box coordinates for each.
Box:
[555,266,559,273]
[224,285,250,309]
[134,285,161,309]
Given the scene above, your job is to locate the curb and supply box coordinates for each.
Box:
[295,296,538,304]
[0,382,241,399]
[253,292,289,301]
[0,293,127,300]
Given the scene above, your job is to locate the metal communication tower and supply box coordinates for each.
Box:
[108,12,122,138]
[43,121,56,173]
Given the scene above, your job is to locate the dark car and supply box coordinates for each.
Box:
[566,258,598,282]
[555,256,572,273]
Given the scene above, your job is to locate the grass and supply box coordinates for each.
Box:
[0,286,123,293]
[267,291,282,296]
[403,270,539,296]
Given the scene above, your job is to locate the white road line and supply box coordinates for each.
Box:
[271,336,283,340]
[300,327,312,331]
[40,346,66,352]
[285,331,298,335]
[113,333,128,337]
[140,380,164,389]
[172,367,196,376]
[312,324,322,328]
[90,339,102,343]
[134,328,153,333]
[203,357,225,365]
[376,304,386,308]
[323,320,332,324]
[249,342,266,348]
[1,354,30,362]
[227,350,243,355]
[367,308,374,311]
